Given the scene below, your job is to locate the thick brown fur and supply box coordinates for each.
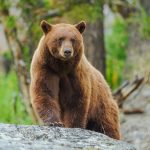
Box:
[30,20,120,140]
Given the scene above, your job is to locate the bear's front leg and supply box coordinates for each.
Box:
[30,70,63,126]
[33,95,63,126]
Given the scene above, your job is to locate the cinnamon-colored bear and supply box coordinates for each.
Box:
[30,20,120,139]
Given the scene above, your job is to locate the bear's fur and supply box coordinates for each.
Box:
[30,20,120,139]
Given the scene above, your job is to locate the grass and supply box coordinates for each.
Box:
[0,71,32,124]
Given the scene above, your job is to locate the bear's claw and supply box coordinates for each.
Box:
[48,122,64,127]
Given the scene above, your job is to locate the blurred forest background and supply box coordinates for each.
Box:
[0,0,150,141]
[1,0,150,149]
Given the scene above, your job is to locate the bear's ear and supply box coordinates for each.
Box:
[40,20,52,34]
[75,21,86,34]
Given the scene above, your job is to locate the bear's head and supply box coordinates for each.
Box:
[40,20,86,61]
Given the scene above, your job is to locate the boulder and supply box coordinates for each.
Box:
[0,123,135,150]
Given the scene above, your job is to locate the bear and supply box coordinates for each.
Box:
[30,20,120,140]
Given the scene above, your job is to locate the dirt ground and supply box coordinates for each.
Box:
[121,84,150,150]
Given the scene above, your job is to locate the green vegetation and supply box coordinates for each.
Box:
[64,2,103,22]
[138,8,150,39]
[106,16,128,89]
[0,71,32,124]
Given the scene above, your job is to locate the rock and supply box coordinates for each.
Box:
[0,124,135,150]
[121,115,150,150]
[121,84,150,150]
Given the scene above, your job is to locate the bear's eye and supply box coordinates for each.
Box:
[71,38,76,44]
[57,37,64,44]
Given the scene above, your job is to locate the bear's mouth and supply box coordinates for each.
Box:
[59,55,73,61]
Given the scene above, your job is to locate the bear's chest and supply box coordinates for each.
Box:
[59,75,84,110]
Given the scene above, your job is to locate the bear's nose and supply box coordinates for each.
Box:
[64,48,72,57]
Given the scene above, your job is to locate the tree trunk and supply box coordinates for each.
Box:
[4,28,38,124]
[84,3,106,77]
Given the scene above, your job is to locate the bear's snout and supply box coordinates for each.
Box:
[64,48,72,57]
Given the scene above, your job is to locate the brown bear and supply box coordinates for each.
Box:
[30,20,120,140]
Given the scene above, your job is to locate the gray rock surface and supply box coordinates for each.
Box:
[121,84,150,150]
[0,124,135,150]
[121,115,150,150]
